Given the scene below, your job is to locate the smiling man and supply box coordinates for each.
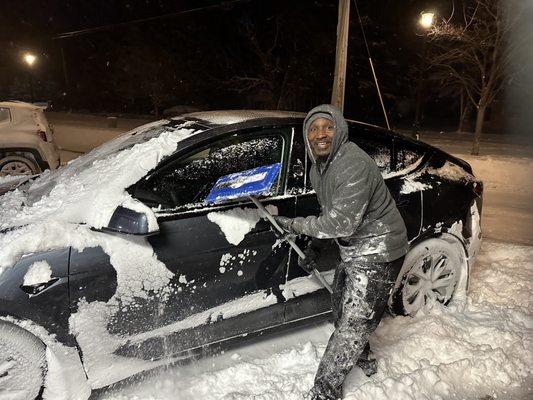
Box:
[275,104,408,400]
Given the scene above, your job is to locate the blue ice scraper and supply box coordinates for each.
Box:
[206,163,332,293]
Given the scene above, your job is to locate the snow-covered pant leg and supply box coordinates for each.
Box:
[311,256,404,400]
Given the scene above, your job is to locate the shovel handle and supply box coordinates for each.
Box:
[249,197,333,293]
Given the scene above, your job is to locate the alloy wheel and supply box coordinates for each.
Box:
[402,252,459,315]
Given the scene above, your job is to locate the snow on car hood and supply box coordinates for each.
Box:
[0,119,200,270]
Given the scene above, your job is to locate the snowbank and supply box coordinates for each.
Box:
[96,240,532,400]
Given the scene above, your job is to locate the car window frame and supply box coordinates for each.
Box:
[0,107,12,125]
[389,135,429,179]
[132,126,294,216]
[347,123,394,177]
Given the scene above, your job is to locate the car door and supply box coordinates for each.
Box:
[283,125,337,323]
[115,127,297,360]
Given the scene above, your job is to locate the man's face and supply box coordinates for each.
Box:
[307,117,335,158]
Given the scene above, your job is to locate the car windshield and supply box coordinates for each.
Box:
[23,119,195,203]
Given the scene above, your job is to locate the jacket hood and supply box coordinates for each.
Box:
[303,104,349,171]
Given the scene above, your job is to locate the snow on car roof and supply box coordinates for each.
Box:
[0,101,46,110]
[182,110,306,125]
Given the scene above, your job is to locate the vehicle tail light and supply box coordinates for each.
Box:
[473,181,483,197]
[38,130,48,142]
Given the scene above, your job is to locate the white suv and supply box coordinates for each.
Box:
[0,101,60,176]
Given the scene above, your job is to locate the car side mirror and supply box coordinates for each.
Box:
[104,206,159,236]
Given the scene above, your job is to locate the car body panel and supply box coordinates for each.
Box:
[0,248,72,344]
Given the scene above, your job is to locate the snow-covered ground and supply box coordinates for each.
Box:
[92,239,533,400]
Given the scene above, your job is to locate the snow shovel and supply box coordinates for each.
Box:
[206,163,333,293]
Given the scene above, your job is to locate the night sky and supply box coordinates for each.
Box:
[0,0,508,130]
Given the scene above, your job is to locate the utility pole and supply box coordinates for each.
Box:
[331,0,350,112]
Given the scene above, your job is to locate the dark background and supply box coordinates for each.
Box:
[0,0,527,133]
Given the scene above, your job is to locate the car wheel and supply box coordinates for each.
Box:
[0,321,47,400]
[0,155,40,176]
[389,236,467,316]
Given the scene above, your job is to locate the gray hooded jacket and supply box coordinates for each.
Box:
[292,104,408,263]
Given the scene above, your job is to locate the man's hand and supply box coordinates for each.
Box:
[273,216,295,234]
[298,246,318,274]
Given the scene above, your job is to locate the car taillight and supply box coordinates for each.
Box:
[38,130,48,142]
[473,181,483,197]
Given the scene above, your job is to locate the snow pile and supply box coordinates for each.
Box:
[96,240,532,400]
[23,260,53,286]
[207,205,278,245]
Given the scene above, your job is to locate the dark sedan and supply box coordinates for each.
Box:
[0,110,482,400]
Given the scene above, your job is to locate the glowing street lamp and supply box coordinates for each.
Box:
[419,12,435,29]
[22,53,38,102]
[23,53,37,67]
[413,12,435,139]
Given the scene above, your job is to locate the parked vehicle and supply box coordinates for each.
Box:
[0,110,483,400]
[0,101,60,176]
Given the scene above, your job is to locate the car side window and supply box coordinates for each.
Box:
[393,138,426,174]
[348,125,393,175]
[0,108,11,124]
[133,134,285,210]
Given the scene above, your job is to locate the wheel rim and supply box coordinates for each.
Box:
[0,161,33,176]
[402,252,459,314]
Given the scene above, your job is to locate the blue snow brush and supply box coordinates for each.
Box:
[206,163,282,204]
[206,163,332,293]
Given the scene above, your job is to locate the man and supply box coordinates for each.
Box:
[274,104,408,400]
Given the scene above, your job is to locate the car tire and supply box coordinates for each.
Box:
[0,155,41,176]
[389,236,467,316]
[0,321,47,400]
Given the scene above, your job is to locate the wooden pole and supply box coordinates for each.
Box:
[331,0,350,112]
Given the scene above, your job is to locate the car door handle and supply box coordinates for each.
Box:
[20,278,59,295]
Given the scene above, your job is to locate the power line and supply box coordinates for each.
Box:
[55,0,250,40]
[353,0,391,130]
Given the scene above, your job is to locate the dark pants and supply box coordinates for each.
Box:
[310,256,405,400]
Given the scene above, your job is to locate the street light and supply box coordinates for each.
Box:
[22,52,37,103]
[23,53,37,67]
[412,12,435,139]
[419,12,435,29]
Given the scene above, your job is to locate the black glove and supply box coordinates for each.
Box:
[273,216,295,234]
[298,246,318,274]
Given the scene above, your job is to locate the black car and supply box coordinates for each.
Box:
[0,111,483,400]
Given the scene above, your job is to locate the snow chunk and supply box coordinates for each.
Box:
[23,260,53,286]
[400,178,431,194]
[207,205,278,245]
[427,160,474,182]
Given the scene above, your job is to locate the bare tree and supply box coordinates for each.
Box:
[223,16,288,109]
[426,0,518,155]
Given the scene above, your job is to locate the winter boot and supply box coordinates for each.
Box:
[355,342,377,377]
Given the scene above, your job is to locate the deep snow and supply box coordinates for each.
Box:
[93,239,532,400]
